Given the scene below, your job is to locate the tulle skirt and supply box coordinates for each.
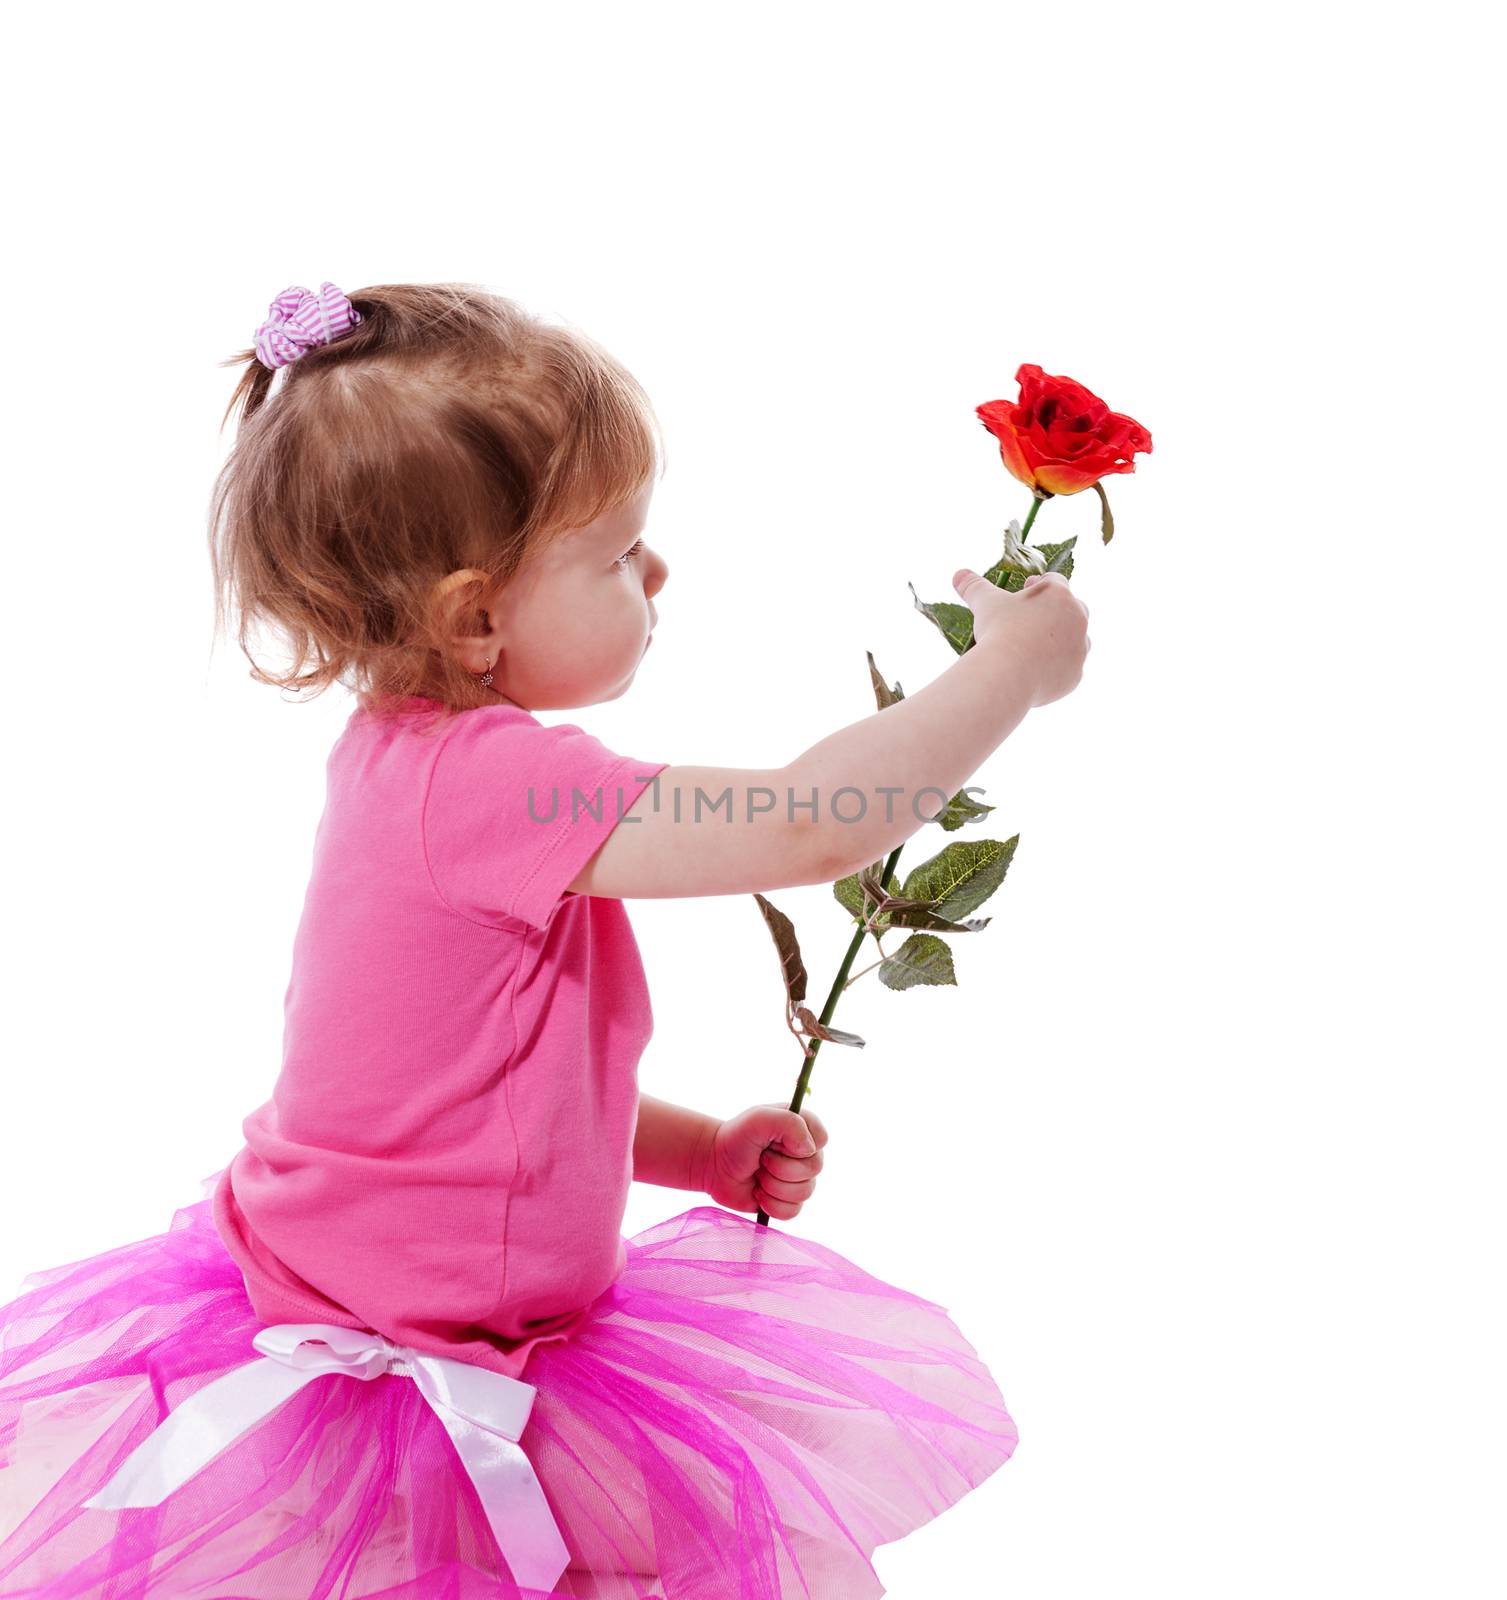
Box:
[0,1174,1018,1599]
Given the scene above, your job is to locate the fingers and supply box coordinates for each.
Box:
[755,1188,804,1221]
[754,1168,814,1218]
[957,568,1070,604]
[757,1161,817,1199]
[1020,571,1066,596]
[761,1144,825,1182]
[796,1106,829,1149]
[758,1103,826,1157]
[754,1104,826,1214]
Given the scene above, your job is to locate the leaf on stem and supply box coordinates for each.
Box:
[899,836,1019,921]
[933,788,996,832]
[884,904,991,933]
[908,582,974,655]
[752,892,807,1007]
[866,650,904,710]
[999,517,1048,575]
[983,535,1077,591]
[856,865,945,919]
[833,857,932,931]
[1042,537,1078,576]
[793,1005,866,1048]
[1091,482,1115,545]
[834,869,883,926]
[852,864,991,932]
[833,859,897,930]
[878,933,958,991]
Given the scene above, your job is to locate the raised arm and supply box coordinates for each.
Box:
[566,570,1090,902]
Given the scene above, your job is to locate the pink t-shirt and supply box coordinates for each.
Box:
[212,695,669,1379]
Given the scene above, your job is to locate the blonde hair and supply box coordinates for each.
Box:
[208,281,664,726]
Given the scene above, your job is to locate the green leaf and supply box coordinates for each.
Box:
[866,650,904,710]
[982,558,1024,591]
[899,836,1019,921]
[908,582,974,654]
[856,865,938,916]
[833,860,910,935]
[833,861,889,927]
[878,933,958,991]
[984,534,1077,591]
[933,787,996,832]
[752,892,807,1007]
[1041,536,1077,576]
[833,871,870,921]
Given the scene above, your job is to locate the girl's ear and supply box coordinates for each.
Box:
[430,568,501,669]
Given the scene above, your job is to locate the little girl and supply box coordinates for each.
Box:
[0,281,1090,1599]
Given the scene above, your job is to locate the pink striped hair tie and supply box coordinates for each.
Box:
[253,281,362,369]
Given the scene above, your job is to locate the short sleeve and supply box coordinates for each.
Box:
[423,707,670,932]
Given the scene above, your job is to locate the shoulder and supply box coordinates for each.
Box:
[435,706,622,772]
[423,710,639,839]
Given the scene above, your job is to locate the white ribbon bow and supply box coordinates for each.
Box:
[82,1322,571,1594]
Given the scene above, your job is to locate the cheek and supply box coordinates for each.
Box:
[548,602,635,665]
[602,586,646,637]
[518,582,641,675]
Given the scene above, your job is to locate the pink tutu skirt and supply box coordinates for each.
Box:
[0,1174,1018,1599]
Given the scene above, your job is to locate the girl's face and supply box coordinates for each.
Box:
[475,477,668,712]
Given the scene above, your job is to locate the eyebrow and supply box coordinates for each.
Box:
[603,518,647,548]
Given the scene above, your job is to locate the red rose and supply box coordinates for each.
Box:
[977,364,1152,497]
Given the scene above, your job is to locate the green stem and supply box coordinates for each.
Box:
[1020,493,1044,539]
[754,842,905,1227]
[755,488,1045,1225]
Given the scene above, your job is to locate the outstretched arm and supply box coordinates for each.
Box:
[567,571,1089,904]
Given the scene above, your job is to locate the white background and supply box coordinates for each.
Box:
[3,5,1501,1596]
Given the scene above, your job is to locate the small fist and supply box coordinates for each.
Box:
[701,1102,829,1219]
[952,566,1091,708]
